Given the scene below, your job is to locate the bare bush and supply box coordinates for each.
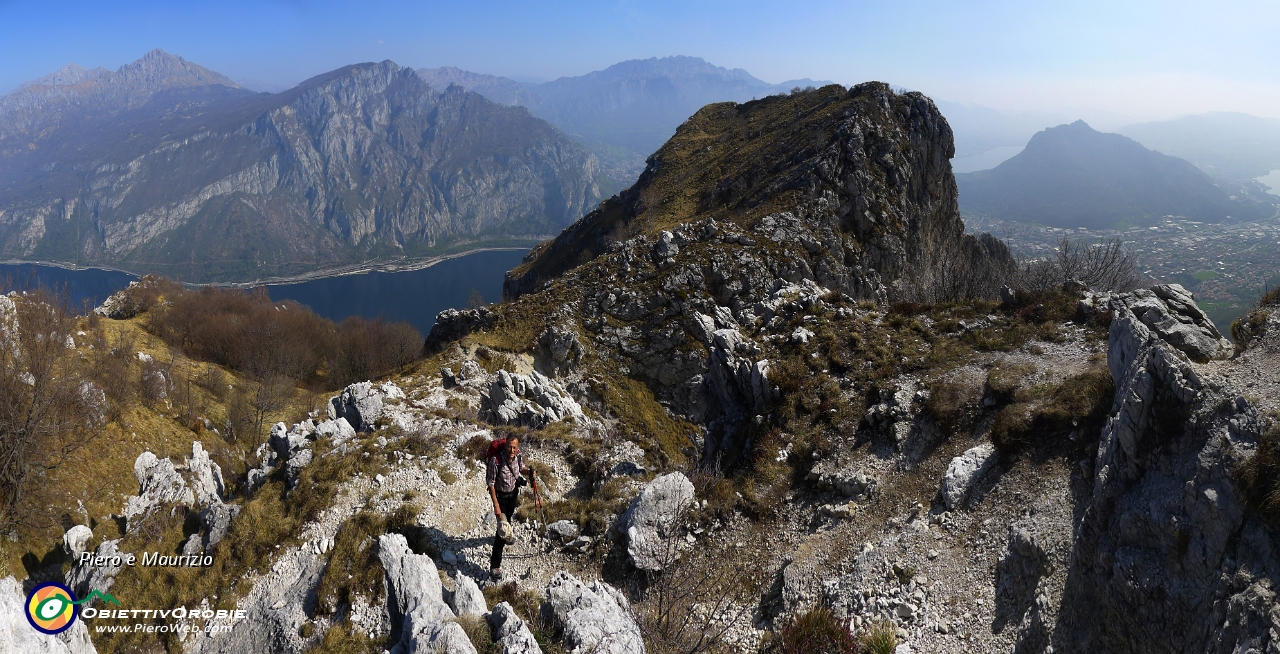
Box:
[897,232,1015,304]
[197,366,228,401]
[249,375,293,441]
[328,317,422,388]
[139,359,172,404]
[91,331,135,420]
[0,290,104,528]
[225,387,255,443]
[634,503,767,654]
[146,283,420,389]
[1016,237,1142,293]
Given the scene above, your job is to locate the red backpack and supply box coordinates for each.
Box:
[484,438,507,462]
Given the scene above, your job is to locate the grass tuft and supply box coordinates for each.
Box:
[1234,423,1280,528]
[990,365,1114,455]
[762,605,860,654]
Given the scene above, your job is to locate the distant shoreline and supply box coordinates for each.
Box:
[0,245,537,289]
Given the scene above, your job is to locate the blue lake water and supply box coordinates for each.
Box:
[265,249,529,335]
[0,263,137,309]
[0,248,529,335]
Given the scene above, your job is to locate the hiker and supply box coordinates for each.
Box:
[486,435,540,580]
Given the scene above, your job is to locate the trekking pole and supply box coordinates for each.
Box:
[533,471,547,537]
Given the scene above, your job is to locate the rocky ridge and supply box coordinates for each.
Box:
[497,83,1012,459]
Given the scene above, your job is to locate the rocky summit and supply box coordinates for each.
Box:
[0,52,602,282]
[3,81,1278,654]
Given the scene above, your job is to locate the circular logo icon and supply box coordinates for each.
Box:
[25,582,78,634]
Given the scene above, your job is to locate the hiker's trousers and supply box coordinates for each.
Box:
[490,490,518,569]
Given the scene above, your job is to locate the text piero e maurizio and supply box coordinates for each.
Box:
[79,552,213,568]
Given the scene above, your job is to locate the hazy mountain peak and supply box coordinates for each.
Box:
[0,57,600,281]
[114,48,238,89]
[0,49,253,151]
[18,63,109,90]
[415,66,529,105]
[568,55,763,86]
[957,121,1272,228]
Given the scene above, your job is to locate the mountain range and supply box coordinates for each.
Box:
[418,56,828,188]
[956,120,1275,229]
[1118,112,1280,182]
[0,50,602,282]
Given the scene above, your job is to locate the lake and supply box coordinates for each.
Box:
[0,263,136,309]
[1256,169,1280,196]
[0,248,530,335]
[951,145,1024,173]
[266,249,529,334]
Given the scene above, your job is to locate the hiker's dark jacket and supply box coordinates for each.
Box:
[486,450,525,494]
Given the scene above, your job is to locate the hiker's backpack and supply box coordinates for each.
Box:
[484,438,507,462]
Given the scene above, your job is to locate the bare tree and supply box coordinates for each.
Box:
[0,291,105,529]
[250,374,294,440]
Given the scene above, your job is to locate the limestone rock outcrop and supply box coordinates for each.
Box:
[448,573,487,618]
[545,572,645,654]
[1109,284,1232,363]
[329,381,406,432]
[0,576,96,653]
[424,308,497,355]
[123,451,195,525]
[481,369,586,428]
[488,601,543,654]
[62,525,93,558]
[1052,286,1279,651]
[619,472,695,571]
[65,539,124,599]
[940,443,997,510]
[538,324,585,375]
[379,533,476,654]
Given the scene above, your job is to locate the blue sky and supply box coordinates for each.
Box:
[2,0,1278,122]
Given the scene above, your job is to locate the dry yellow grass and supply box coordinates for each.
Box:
[0,314,314,580]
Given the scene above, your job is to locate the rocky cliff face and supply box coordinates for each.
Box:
[0,54,602,281]
[1050,288,1280,651]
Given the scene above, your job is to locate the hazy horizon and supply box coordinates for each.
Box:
[1,0,1277,127]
